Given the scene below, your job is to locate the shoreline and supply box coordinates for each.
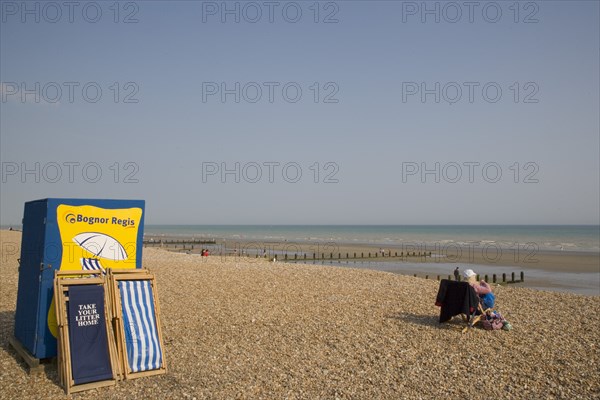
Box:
[143,234,599,296]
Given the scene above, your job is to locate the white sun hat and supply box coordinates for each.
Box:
[462,269,476,279]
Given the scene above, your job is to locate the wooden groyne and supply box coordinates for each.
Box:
[143,239,216,249]
[279,251,433,261]
[415,271,525,285]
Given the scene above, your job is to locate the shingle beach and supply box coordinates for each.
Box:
[1,230,598,399]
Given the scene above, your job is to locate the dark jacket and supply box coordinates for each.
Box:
[435,279,479,323]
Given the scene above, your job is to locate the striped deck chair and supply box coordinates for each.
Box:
[118,279,165,377]
[80,258,106,274]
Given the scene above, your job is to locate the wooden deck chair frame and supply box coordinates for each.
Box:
[53,270,119,395]
[108,269,167,379]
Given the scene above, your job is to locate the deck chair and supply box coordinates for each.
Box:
[107,269,167,379]
[54,271,119,394]
[435,279,490,333]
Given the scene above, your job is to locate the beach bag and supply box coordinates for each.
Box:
[483,311,504,330]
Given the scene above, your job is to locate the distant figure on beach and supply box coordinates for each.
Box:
[463,269,495,309]
[453,267,460,281]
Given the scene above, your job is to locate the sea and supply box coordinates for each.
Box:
[144,225,600,253]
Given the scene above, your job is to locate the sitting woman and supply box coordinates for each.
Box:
[463,269,495,310]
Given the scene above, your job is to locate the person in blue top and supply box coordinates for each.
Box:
[463,268,495,309]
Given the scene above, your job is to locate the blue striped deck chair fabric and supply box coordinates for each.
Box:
[80,258,106,274]
[118,280,164,375]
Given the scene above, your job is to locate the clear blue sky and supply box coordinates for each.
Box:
[1,0,599,225]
